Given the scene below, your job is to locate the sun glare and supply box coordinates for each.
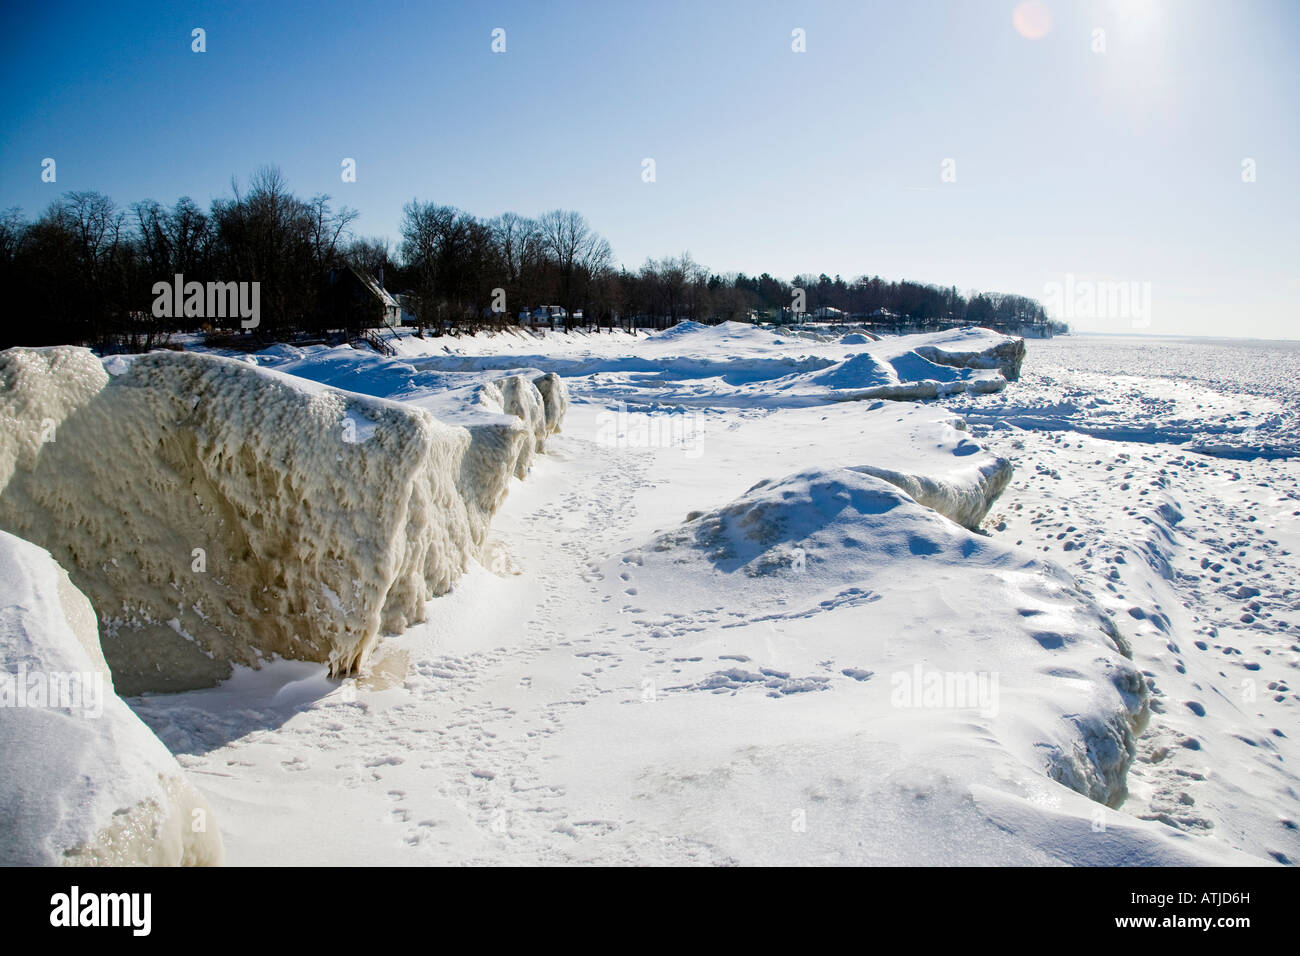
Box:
[1012,0,1053,40]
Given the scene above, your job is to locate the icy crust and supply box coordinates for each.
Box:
[852,456,1011,531]
[0,530,224,866]
[0,347,568,694]
[243,345,569,474]
[532,372,568,435]
[911,331,1027,382]
[627,469,1148,808]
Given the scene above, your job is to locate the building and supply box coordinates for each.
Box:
[522,305,568,328]
[325,265,401,330]
[809,306,846,322]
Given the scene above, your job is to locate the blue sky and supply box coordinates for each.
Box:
[1,0,1296,337]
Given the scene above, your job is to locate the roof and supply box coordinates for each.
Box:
[346,265,399,310]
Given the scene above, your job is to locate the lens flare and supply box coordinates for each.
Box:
[1012,0,1053,39]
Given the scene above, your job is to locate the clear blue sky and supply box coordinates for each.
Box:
[2,0,1296,337]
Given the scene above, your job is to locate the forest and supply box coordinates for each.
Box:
[0,166,1058,351]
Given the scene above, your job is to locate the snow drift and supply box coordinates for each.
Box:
[292,324,1026,410]
[0,530,224,865]
[772,348,1008,405]
[718,400,1013,531]
[911,329,1027,381]
[0,346,568,694]
[624,467,1148,807]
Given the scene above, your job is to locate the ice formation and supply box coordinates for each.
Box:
[0,346,569,694]
[626,467,1148,807]
[0,530,224,865]
[912,331,1027,381]
[847,409,1013,530]
[283,323,1026,409]
[772,401,1013,530]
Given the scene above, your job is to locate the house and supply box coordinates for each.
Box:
[352,265,402,328]
[865,308,902,326]
[393,293,419,326]
[810,306,846,322]
[523,305,567,328]
[326,265,401,329]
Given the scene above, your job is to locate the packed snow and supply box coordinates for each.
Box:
[621,464,1146,806]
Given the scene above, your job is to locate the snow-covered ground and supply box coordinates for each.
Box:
[947,335,1300,866]
[4,326,1295,865]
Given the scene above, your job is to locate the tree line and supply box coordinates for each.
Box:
[0,166,1057,351]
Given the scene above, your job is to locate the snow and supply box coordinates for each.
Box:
[941,334,1300,865]
[617,464,1146,807]
[4,327,1295,867]
[0,346,568,694]
[0,530,224,865]
[842,404,1013,529]
[950,334,1300,460]
[244,323,1020,410]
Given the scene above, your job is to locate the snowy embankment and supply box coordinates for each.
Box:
[0,531,224,865]
[621,467,1146,808]
[0,346,568,695]
[539,385,1154,841]
[247,322,1022,409]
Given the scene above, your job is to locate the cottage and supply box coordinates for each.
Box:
[325,265,402,330]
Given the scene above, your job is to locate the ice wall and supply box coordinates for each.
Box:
[0,347,568,694]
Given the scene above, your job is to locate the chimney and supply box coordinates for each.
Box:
[378,264,384,290]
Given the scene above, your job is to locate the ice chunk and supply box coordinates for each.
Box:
[0,530,224,865]
[0,346,567,693]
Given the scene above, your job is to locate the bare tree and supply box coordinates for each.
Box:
[307,194,358,268]
[537,209,606,330]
